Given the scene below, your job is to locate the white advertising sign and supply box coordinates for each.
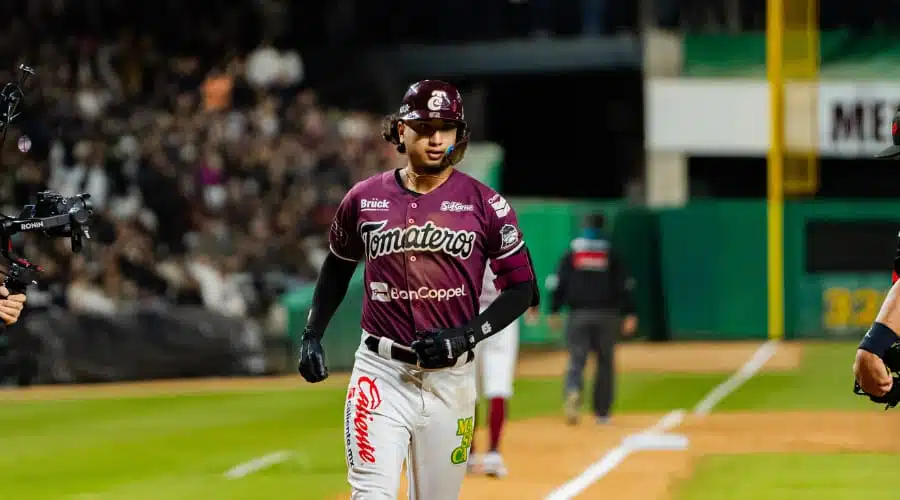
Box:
[818,82,900,157]
[647,79,900,157]
[646,79,769,155]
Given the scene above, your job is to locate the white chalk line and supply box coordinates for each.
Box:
[545,340,779,500]
[223,450,294,479]
[693,340,779,416]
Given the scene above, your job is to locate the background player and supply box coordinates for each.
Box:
[547,212,636,425]
[468,264,536,478]
[296,80,539,499]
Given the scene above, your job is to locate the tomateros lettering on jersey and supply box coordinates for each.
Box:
[370,281,468,302]
[360,220,477,261]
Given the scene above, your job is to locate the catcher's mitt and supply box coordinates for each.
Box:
[854,342,900,409]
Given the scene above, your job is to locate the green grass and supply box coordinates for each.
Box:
[672,453,897,500]
[513,372,726,417]
[570,341,870,414]
[715,341,872,411]
[0,390,350,499]
[0,340,873,498]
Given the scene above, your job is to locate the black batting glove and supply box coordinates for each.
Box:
[411,327,477,369]
[298,327,328,383]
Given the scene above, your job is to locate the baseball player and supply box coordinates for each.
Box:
[854,111,900,407]
[296,80,538,500]
[467,264,528,478]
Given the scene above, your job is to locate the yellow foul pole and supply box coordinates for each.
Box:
[766,0,785,341]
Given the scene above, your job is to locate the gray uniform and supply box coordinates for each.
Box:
[549,233,633,419]
[564,309,619,417]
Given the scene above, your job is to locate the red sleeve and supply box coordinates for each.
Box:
[328,189,364,262]
[894,231,900,284]
[484,191,535,291]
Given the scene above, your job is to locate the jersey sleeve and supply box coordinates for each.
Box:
[484,191,536,292]
[328,189,364,262]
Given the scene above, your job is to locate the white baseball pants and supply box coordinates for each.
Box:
[344,334,477,499]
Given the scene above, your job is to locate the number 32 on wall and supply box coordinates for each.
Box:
[822,287,886,330]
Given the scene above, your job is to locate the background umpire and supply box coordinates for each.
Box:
[547,212,637,425]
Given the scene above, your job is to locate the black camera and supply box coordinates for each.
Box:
[23,191,93,239]
[31,191,92,218]
[0,191,95,292]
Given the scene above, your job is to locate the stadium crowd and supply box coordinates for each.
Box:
[0,0,400,337]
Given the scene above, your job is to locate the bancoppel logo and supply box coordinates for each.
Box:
[360,199,391,212]
[360,220,477,260]
[488,194,510,218]
[440,201,474,213]
[370,282,391,302]
[369,281,468,302]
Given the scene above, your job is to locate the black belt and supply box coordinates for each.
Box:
[364,335,419,365]
[363,334,475,366]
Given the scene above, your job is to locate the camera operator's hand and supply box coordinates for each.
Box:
[0,286,26,325]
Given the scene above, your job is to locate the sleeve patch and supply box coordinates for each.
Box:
[500,224,520,250]
[488,194,511,218]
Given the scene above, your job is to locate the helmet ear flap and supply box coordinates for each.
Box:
[382,115,405,153]
[458,123,470,142]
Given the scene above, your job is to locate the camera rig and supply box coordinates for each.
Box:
[1,192,93,293]
[0,65,95,293]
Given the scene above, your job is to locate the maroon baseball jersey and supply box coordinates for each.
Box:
[329,169,534,345]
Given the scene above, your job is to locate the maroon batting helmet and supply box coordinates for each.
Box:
[383,80,470,167]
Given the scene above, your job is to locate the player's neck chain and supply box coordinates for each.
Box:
[403,167,451,194]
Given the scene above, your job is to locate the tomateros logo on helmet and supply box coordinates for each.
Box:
[427,90,450,111]
[360,220,476,260]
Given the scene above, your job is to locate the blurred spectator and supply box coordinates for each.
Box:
[245,39,282,90]
[201,66,233,113]
[245,38,304,93]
